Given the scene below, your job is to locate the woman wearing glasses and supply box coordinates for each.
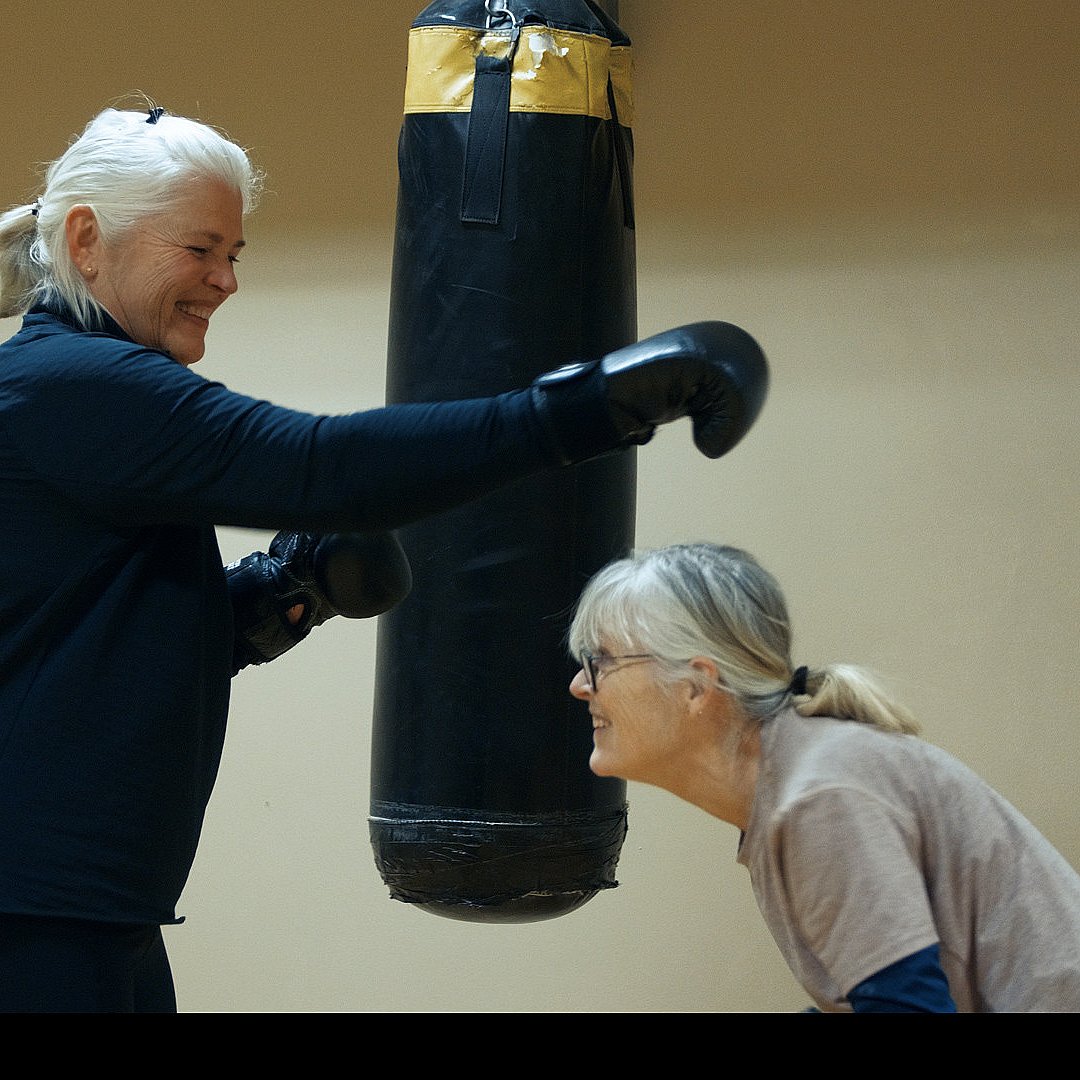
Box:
[567,541,1080,1013]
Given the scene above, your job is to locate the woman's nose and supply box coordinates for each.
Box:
[207,258,238,295]
[569,667,590,700]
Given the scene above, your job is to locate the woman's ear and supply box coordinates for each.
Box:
[686,656,722,701]
[65,205,100,273]
[684,657,738,728]
[686,652,721,686]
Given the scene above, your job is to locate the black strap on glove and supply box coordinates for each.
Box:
[531,321,769,465]
[226,530,412,673]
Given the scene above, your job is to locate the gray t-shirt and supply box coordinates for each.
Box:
[737,708,1080,1012]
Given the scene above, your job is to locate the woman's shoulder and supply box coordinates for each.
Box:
[1,307,186,384]
[763,709,961,800]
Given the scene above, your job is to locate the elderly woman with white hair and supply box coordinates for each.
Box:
[567,541,1080,1012]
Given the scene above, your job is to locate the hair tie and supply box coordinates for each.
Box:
[146,106,165,125]
[789,665,808,696]
[30,200,41,217]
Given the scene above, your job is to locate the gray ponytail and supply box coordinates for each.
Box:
[790,662,920,735]
[0,203,44,319]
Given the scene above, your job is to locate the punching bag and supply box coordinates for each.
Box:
[370,0,636,922]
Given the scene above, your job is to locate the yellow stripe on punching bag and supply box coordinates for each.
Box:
[369,0,636,923]
[403,24,634,123]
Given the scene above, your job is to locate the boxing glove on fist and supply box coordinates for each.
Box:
[530,321,769,464]
[226,530,412,672]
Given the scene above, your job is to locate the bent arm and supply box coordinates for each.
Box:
[226,530,412,673]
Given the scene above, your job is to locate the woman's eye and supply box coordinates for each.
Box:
[188,246,208,256]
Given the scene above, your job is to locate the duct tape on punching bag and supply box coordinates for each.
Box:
[369,0,636,922]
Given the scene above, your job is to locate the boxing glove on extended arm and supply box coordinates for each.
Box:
[530,321,769,465]
[226,530,413,673]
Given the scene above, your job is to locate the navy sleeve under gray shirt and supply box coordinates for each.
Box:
[0,305,570,925]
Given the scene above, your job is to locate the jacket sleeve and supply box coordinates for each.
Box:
[847,944,958,1013]
[3,334,559,532]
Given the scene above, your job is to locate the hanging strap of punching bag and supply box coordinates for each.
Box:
[460,1,634,228]
[461,3,522,224]
[606,75,634,229]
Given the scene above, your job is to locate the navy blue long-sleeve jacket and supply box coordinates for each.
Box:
[0,303,583,924]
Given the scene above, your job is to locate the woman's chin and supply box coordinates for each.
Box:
[589,750,617,778]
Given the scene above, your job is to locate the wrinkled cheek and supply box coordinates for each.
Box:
[131,300,169,354]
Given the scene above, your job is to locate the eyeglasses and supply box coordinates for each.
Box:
[580,652,656,691]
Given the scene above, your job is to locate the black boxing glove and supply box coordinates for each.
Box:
[226,530,412,673]
[530,321,769,464]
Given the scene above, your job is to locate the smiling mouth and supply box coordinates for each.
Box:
[177,302,213,323]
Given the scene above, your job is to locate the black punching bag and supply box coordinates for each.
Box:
[370,0,636,922]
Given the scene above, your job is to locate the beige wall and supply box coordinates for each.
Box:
[2,1,1077,1012]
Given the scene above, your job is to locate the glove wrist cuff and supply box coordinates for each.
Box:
[530,361,626,465]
